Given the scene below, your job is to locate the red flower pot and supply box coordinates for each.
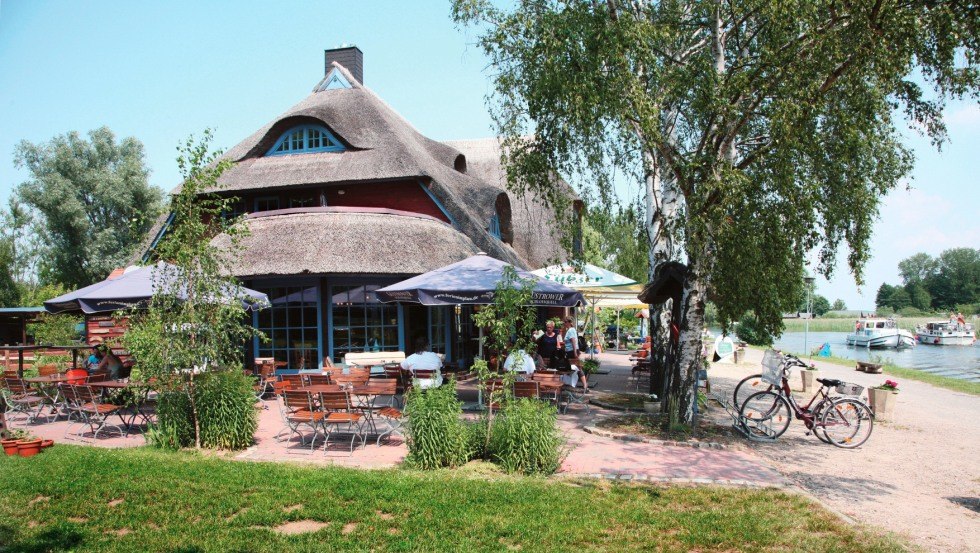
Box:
[41,439,54,450]
[1,439,19,456]
[17,439,42,458]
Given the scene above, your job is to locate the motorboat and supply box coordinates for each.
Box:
[915,321,976,346]
[845,318,916,348]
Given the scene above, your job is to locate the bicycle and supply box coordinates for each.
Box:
[738,354,873,448]
[732,351,809,411]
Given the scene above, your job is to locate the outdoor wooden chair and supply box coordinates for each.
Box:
[74,385,126,439]
[482,378,506,411]
[306,374,332,386]
[252,361,277,399]
[513,380,541,400]
[60,385,91,439]
[318,390,366,455]
[531,372,564,408]
[2,376,49,423]
[281,390,325,452]
[87,372,110,383]
[347,366,372,379]
[332,373,369,388]
[280,374,307,389]
[369,378,404,445]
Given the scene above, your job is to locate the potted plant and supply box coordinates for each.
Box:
[581,358,601,375]
[801,363,818,393]
[868,379,899,420]
[2,439,19,456]
[41,439,54,450]
[17,439,43,458]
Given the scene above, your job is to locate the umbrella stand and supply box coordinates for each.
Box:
[616,308,621,351]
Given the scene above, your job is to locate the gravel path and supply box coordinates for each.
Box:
[709,348,980,552]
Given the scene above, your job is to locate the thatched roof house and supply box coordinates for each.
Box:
[142,47,578,368]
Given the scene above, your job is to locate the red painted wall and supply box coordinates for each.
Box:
[236,180,449,223]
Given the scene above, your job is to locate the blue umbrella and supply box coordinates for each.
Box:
[44,262,269,314]
[375,254,584,307]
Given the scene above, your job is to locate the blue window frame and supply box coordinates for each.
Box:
[266,124,345,156]
[489,213,502,239]
[329,284,400,363]
[254,196,280,212]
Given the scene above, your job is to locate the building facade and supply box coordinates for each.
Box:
[142,47,577,369]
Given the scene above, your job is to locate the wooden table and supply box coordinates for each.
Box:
[24,374,73,384]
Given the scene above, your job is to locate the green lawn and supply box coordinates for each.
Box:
[0,446,905,552]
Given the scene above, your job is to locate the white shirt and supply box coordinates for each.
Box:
[401,351,443,389]
[503,349,535,374]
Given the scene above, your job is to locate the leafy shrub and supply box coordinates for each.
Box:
[489,398,564,475]
[148,390,195,449]
[581,358,601,375]
[195,369,258,450]
[464,417,489,460]
[148,370,257,450]
[28,313,82,345]
[735,313,774,346]
[404,379,470,469]
[897,306,928,317]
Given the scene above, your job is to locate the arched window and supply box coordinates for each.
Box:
[266,124,344,156]
[488,213,502,239]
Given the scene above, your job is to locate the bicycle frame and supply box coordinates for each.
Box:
[777,376,834,430]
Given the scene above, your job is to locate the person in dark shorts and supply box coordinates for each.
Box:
[535,320,561,368]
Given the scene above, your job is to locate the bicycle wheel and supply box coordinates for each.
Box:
[810,398,835,444]
[733,374,773,411]
[820,398,874,448]
[739,391,792,439]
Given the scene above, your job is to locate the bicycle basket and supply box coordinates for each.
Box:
[835,383,864,396]
[761,350,784,386]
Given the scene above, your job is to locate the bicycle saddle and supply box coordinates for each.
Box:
[816,378,843,387]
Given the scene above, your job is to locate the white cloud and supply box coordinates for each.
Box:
[944,103,980,129]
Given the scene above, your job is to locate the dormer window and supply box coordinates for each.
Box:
[266,124,344,156]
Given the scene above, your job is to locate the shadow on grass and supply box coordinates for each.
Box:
[0,523,85,553]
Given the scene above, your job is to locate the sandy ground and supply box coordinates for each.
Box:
[709,348,980,552]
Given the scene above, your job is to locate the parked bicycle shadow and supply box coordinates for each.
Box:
[791,472,897,503]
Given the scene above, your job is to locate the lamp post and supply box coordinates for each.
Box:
[804,276,815,356]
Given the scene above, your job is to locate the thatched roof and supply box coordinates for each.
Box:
[140,62,578,272]
[210,207,483,277]
[444,138,579,270]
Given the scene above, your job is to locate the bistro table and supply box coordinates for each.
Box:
[298,384,387,433]
[87,380,153,434]
[24,374,75,419]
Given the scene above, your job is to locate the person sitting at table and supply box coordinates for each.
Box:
[503,343,536,376]
[86,345,102,371]
[400,337,443,389]
[92,344,123,380]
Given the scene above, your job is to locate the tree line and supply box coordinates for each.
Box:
[0,127,163,307]
[875,249,980,315]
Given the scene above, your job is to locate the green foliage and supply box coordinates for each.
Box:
[882,249,980,310]
[194,371,258,450]
[472,266,537,372]
[0,237,17,307]
[489,398,564,475]
[27,313,81,345]
[147,371,257,450]
[811,295,831,317]
[404,379,470,469]
[12,127,162,288]
[831,299,847,311]
[735,314,775,347]
[124,130,259,449]
[581,357,601,375]
[581,196,649,283]
[453,0,979,426]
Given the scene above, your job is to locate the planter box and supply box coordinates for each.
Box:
[801,370,818,393]
[868,388,897,420]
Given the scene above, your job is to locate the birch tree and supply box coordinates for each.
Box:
[453,0,979,424]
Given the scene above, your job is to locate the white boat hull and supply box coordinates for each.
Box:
[846,329,916,349]
[916,332,977,346]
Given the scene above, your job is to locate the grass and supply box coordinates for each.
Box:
[0,445,907,552]
[781,316,944,333]
[747,345,980,396]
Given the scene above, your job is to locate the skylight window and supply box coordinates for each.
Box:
[266,124,344,156]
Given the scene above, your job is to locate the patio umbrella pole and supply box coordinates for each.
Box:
[616,309,620,351]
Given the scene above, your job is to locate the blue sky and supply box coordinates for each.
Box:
[1,0,977,309]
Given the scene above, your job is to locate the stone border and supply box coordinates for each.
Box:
[583,425,728,450]
[589,397,652,412]
[559,473,785,488]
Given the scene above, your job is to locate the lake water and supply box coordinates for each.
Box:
[770,331,980,382]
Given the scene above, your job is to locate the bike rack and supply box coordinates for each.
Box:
[712,391,779,442]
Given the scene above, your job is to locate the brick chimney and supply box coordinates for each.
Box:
[325,45,363,84]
